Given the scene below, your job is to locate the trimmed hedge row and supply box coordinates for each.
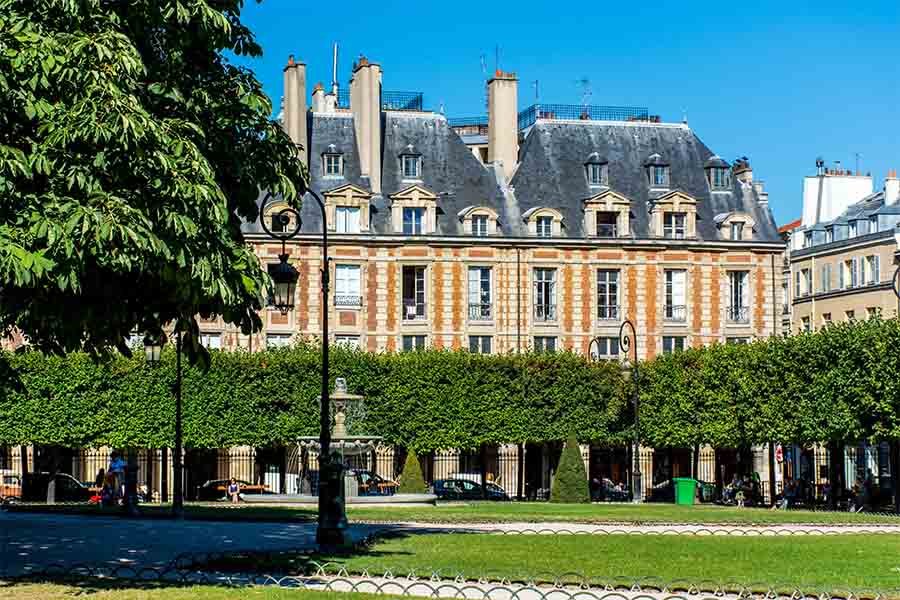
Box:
[1,317,898,450]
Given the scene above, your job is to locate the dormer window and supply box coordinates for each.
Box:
[730,222,744,240]
[651,191,698,238]
[704,156,731,191]
[536,216,553,238]
[585,153,608,187]
[458,206,500,237]
[644,154,670,189]
[390,184,438,235]
[714,211,755,241]
[324,153,343,177]
[472,215,489,236]
[663,212,686,239]
[403,207,424,234]
[400,145,422,180]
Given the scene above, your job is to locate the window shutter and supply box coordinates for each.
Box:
[873,255,880,284]
[851,258,858,287]
[796,271,802,296]
[838,264,844,289]
[741,272,749,308]
[468,268,480,305]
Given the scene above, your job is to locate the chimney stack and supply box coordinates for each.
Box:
[311,82,326,113]
[733,157,753,184]
[350,57,382,194]
[753,180,769,208]
[283,55,308,167]
[885,169,900,206]
[487,70,519,181]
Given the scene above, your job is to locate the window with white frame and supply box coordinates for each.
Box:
[401,155,420,179]
[801,268,811,295]
[726,337,750,345]
[595,212,618,238]
[402,207,425,234]
[651,166,670,187]
[323,153,343,177]
[266,333,292,348]
[587,162,608,186]
[840,259,858,289]
[335,206,361,234]
[335,264,361,307]
[200,332,222,349]
[730,222,744,241]
[727,271,749,323]
[335,335,361,349]
[597,270,619,320]
[589,337,619,360]
[870,216,879,233]
[664,270,687,322]
[468,335,492,354]
[536,216,553,238]
[468,267,492,320]
[865,255,880,285]
[825,227,834,243]
[708,168,730,190]
[402,265,427,320]
[662,336,685,354]
[663,212,686,239]
[533,268,557,321]
[402,335,426,351]
[849,222,857,238]
[533,336,556,353]
[820,264,832,293]
[472,214,489,237]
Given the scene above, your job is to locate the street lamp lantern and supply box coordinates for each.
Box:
[143,333,165,364]
[269,255,299,314]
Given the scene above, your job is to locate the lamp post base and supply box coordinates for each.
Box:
[632,472,643,503]
[316,453,353,553]
[316,525,355,552]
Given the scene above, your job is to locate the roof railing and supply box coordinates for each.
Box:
[335,89,425,112]
[517,103,654,130]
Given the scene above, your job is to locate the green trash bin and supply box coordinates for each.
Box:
[673,478,698,506]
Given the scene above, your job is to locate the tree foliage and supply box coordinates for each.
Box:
[396,452,428,494]
[0,0,305,358]
[549,434,590,503]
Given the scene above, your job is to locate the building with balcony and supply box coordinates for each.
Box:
[784,162,900,333]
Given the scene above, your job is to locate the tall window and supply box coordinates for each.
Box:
[402,207,424,235]
[533,268,557,321]
[865,255,880,285]
[663,212,686,239]
[534,336,556,353]
[467,267,492,320]
[587,162,607,186]
[825,227,834,243]
[402,155,420,179]
[840,259,858,289]
[709,168,729,190]
[335,206,361,234]
[801,268,811,295]
[323,153,343,177]
[664,270,687,322]
[472,215,489,237]
[589,337,619,360]
[730,222,744,240]
[595,212,618,238]
[402,335,426,351]
[849,222,857,238]
[597,270,619,320]
[782,281,789,315]
[652,166,669,187]
[402,266,426,320]
[536,216,553,238]
[662,336,685,354]
[469,336,492,354]
[820,264,832,293]
[200,332,222,349]
[727,271,749,323]
[335,264,361,307]
[335,335,361,349]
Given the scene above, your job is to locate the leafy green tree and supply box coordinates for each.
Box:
[550,434,590,503]
[397,451,428,494]
[0,0,305,358]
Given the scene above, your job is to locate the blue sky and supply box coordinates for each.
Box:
[232,0,900,227]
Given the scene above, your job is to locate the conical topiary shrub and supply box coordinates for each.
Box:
[550,434,590,503]
[397,451,428,494]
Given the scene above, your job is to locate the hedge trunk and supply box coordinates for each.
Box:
[397,452,428,494]
[550,435,590,503]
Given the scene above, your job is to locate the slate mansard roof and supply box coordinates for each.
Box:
[245,111,781,243]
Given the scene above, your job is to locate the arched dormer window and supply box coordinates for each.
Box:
[262,198,300,234]
[399,144,422,181]
[457,206,500,237]
[704,156,731,191]
[644,153,670,189]
[714,211,756,241]
[322,144,344,178]
[523,207,564,238]
[584,152,609,187]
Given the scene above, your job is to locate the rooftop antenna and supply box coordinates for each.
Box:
[682,108,688,125]
[575,78,592,107]
[331,42,339,96]
[495,44,501,72]
[532,80,539,102]
[855,152,863,175]
[480,54,488,110]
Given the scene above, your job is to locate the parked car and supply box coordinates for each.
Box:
[433,478,510,501]
[21,472,94,503]
[195,479,273,501]
[349,469,399,496]
[1,474,21,503]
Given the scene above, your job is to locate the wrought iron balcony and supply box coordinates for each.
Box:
[664,304,687,322]
[534,304,557,322]
[402,299,426,321]
[468,303,492,321]
[334,294,362,308]
[597,305,620,320]
[727,305,750,323]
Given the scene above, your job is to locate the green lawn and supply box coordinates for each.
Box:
[0,582,392,600]
[279,533,900,592]
[10,501,900,525]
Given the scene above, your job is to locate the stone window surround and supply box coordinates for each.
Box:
[523,207,565,237]
[322,152,344,178]
[323,184,372,233]
[716,211,756,241]
[398,261,430,327]
[332,260,364,310]
[457,206,501,236]
[390,185,438,235]
[531,263,559,327]
[583,190,631,237]
[649,191,698,239]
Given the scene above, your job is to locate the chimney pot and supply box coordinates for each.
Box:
[288,54,294,66]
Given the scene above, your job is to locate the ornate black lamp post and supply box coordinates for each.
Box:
[589,319,642,503]
[259,191,351,549]
[144,331,184,517]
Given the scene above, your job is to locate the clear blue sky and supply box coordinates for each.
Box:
[232,0,900,227]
